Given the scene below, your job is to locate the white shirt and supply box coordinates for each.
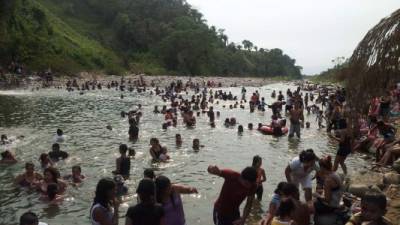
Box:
[289,156,319,179]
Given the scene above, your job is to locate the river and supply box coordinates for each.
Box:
[0,82,368,225]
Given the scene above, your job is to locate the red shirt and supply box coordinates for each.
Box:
[214,169,257,216]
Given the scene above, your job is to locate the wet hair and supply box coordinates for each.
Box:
[155,176,176,207]
[252,155,262,167]
[274,182,288,194]
[276,198,295,218]
[93,178,116,209]
[47,183,58,200]
[72,165,81,173]
[241,167,257,183]
[56,129,63,136]
[25,162,34,169]
[1,150,11,159]
[19,212,39,225]
[162,123,168,130]
[238,125,244,133]
[281,183,299,197]
[319,156,333,171]
[224,118,230,124]
[44,167,60,183]
[136,179,156,203]
[362,192,387,210]
[144,168,155,179]
[52,143,60,151]
[175,134,181,138]
[248,123,253,130]
[150,138,159,145]
[299,149,317,163]
[39,153,49,162]
[0,134,6,141]
[119,144,128,154]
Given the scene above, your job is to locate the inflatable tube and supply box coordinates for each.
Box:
[259,126,288,136]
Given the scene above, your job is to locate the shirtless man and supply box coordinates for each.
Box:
[289,103,304,138]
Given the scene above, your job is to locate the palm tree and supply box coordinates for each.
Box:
[242,40,253,51]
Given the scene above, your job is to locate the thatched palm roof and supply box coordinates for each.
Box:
[345,8,400,113]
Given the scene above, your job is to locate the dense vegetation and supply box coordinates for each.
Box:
[0,0,302,78]
[310,57,348,82]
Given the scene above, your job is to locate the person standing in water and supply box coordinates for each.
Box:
[155,176,198,225]
[125,179,165,225]
[90,178,119,225]
[48,143,68,161]
[288,103,304,138]
[285,149,319,202]
[208,165,257,225]
[252,155,267,201]
[112,144,131,179]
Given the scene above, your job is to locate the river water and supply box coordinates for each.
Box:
[0,82,368,225]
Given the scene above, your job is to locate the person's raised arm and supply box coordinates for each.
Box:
[172,184,198,194]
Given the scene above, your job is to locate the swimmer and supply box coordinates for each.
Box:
[39,153,54,169]
[238,125,244,134]
[230,117,237,126]
[40,183,64,204]
[48,143,69,161]
[176,134,183,147]
[38,167,67,194]
[248,123,253,130]
[1,134,9,145]
[15,162,43,188]
[193,139,204,151]
[149,138,169,161]
[224,118,230,127]
[53,129,65,143]
[64,165,85,184]
[0,150,17,164]
[128,147,136,158]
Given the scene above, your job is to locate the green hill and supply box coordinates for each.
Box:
[0,0,302,78]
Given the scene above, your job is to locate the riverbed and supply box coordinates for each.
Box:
[0,82,369,225]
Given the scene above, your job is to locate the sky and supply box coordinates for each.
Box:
[186,0,400,75]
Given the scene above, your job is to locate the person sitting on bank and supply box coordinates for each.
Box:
[346,192,393,225]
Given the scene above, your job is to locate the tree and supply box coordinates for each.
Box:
[242,40,253,51]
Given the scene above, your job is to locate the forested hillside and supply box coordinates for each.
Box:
[0,0,302,78]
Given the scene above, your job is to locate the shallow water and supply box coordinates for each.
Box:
[0,83,369,225]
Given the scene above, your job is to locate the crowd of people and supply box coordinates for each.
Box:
[2,77,399,225]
